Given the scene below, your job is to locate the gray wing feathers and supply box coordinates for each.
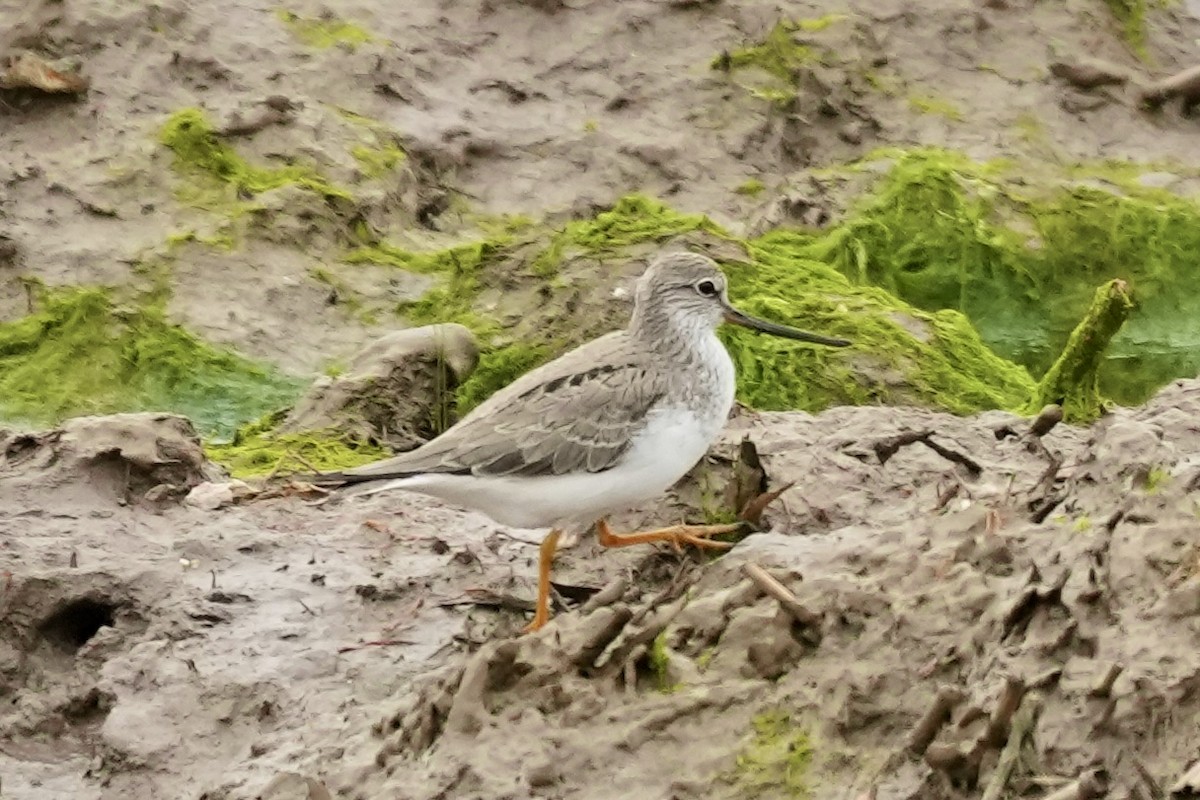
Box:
[338,333,666,480]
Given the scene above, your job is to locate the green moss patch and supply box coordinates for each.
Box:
[0,287,301,438]
[351,142,406,178]
[908,93,964,121]
[725,231,1035,413]
[713,17,843,105]
[724,710,815,798]
[276,10,376,50]
[159,108,350,214]
[204,411,387,478]
[530,195,720,277]
[736,178,768,197]
[799,147,1200,407]
[1101,0,1151,56]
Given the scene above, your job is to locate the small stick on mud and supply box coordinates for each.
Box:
[741,562,823,630]
[1041,767,1109,800]
[873,429,932,464]
[337,638,415,654]
[906,686,966,756]
[1029,667,1064,690]
[1028,404,1064,438]
[924,742,982,788]
[1049,61,1127,90]
[579,576,629,614]
[871,429,983,475]
[980,693,1043,800]
[935,478,962,511]
[1088,662,1123,698]
[984,676,1027,748]
[443,588,536,613]
[1091,696,1118,734]
[739,481,795,527]
[1139,63,1200,111]
[1133,756,1164,800]
[572,605,635,671]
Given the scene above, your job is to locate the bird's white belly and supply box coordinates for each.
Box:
[392,404,727,530]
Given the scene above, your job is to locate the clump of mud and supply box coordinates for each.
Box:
[280,322,480,450]
[2,381,1200,799]
[1,412,212,506]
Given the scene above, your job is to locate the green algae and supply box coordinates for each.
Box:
[159,108,349,214]
[800,147,1200,406]
[0,287,301,438]
[1027,279,1133,422]
[276,10,375,50]
[908,93,964,121]
[1102,0,1150,56]
[715,21,820,82]
[530,195,719,277]
[1143,464,1171,494]
[736,178,768,197]
[726,710,814,798]
[713,18,842,105]
[204,411,387,478]
[351,143,406,178]
[647,631,681,693]
[725,232,1035,413]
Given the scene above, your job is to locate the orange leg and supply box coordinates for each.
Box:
[595,518,739,552]
[523,528,562,634]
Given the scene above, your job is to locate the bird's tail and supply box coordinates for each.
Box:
[305,470,375,490]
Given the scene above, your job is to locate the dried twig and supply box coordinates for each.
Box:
[1029,404,1064,438]
[739,481,795,527]
[338,638,415,654]
[1139,63,1200,111]
[1049,61,1127,90]
[1042,767,1109,800]
[1029,667,1064,690]
[980,693,1043,800]
[924,742,982,788]
[1091,696,1118,734]
[984,676,1028,748]
[935,478,962,511]
[871,430,982,475]
[1133,756,1164,800]
[1088,662,1123,698]
[906,686,966,756]
[579,576,629,614]
[439,588,536,613]
[741,562,823,632]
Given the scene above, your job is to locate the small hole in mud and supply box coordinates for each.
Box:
[38,598,118,652]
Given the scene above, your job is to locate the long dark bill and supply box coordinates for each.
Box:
[723,304,851,347]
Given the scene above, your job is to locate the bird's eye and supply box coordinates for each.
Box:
[696,280,718,297]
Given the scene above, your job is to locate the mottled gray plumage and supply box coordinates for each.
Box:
[332,331,668,481]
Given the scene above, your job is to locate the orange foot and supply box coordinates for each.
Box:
[596,518,740,553]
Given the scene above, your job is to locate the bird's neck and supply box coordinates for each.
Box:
[629,306,715,358]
